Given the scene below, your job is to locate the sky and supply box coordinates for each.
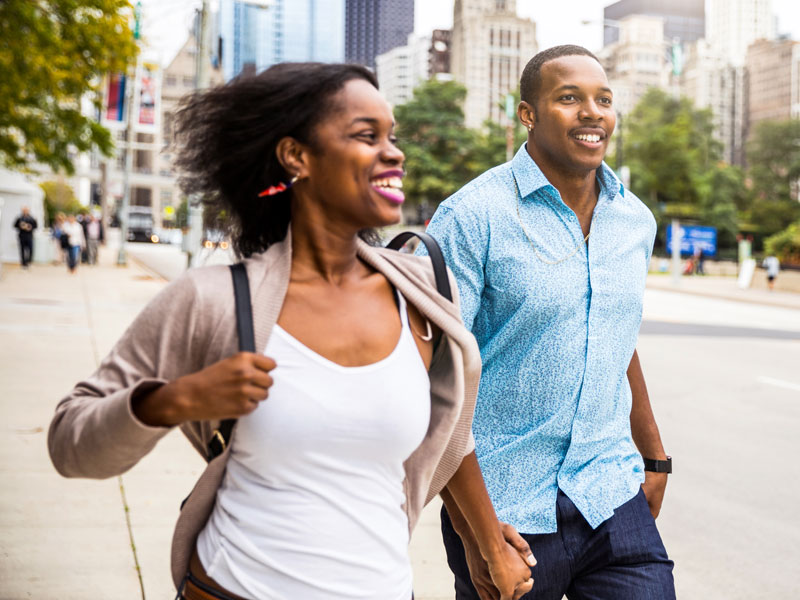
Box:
[139,0,800,66]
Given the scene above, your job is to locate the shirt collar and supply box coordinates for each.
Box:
[510,142,625,201]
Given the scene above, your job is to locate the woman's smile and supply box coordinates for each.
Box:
[370,169,405,205]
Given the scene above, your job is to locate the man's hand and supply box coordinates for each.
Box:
[641,471,668,519]
[459,522,535,600]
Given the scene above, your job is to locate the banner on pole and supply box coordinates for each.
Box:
[103,73,127,128]
[133,61,161,134]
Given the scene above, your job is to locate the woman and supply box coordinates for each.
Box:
[60,213,85,273]
[48,63,534,600]
[51,212,66,265]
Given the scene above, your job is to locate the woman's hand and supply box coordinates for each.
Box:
[133,352,277,427]
[459,522,535,600]
[485,539,535,600]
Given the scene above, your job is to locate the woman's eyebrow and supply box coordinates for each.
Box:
[349,117,396,128]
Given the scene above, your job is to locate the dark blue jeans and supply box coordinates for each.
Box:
[441,488,675,600]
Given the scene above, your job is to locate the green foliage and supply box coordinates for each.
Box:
[40,180,86,224]
[175,198,189,230]
[623,88,746,249]
[0,0,138,174]
[745,119,800,239]
[394,80,528,216]
[394,80,479,209]
[763,221,800,265]
[625,88,721,214]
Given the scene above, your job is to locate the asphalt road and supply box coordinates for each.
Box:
[128,241,800,599]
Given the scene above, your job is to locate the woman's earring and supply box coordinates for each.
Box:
[258,174,299,198]
[527,124,532,132]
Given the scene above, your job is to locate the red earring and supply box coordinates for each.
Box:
[258,175,299,197]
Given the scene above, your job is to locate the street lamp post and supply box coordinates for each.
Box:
[118,1,142,266]
[186,0,274,268]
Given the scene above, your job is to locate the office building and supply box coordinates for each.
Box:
[604,0,705,47]
[599,15,669,116]
[218,0,345,81]
[677,39,746,164]
[429,29,452,78]
[745,37,800,140]
[451,0,537,128]
[345,0,414,70]
[706,0,774,67]
[376,34,431,107]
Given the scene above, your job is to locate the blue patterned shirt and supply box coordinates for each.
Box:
[422,144,656,533]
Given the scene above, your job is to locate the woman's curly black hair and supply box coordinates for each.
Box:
[173,62,379,257]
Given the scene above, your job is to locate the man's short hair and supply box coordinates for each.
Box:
[520,45,601,111]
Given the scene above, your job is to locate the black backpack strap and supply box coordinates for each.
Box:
[386,231,452,302]
[206,263,255,461]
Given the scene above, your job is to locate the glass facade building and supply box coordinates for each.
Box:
[345,0,414,70]
[604,0,705,46]
[218,0,345,81]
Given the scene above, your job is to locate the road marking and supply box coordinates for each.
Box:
[757,376,800,392]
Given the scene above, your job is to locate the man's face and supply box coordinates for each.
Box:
[529,55,616,175]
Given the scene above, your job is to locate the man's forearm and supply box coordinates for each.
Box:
[628,349,667,459]
[442,451,505,559]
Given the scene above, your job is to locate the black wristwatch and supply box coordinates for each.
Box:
[643,456,672,473]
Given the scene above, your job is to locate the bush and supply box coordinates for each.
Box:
[764,221,800,265]
[40,181,86,225]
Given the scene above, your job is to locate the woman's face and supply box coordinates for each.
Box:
[298,79,405,230]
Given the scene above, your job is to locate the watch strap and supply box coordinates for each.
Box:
[643,456,672,473]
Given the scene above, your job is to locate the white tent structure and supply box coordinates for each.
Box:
[0,168,46,267]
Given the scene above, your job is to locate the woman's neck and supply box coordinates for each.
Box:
[289,215,365,286]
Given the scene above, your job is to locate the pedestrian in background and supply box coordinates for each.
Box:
[60,214,85,274]
[51,212,66,264]
[85,214,104,265]
[13,206,37,269]
[694,247,705,275]
[763,254,780,290]
[48,62,534,600]
[423,45,674,599]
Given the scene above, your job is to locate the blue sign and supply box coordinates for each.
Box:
[666,224,717,257]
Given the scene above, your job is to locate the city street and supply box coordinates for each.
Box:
[0,240,798,599]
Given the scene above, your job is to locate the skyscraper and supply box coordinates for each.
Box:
[451,0,537,128]
[345,0,414,70]
[217,0,345,81]
[706,0,774,67]
[604,0,705,47]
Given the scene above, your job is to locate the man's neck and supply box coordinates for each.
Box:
[527,145,600,218]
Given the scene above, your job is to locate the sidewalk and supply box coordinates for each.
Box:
[646,272,800,311]
[0,247,452,599]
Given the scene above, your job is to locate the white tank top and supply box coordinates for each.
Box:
[197,293,431,600]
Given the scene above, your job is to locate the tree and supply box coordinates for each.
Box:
[745,119,800,239]
[40,180,86,224]
[0,0,138,174]
[764,221,800,265]
[394,80,481,213]
[623,88,749,252]
[625,88,721,216]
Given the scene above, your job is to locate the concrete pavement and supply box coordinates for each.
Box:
[2,241,799,599]
[0,245,453,599]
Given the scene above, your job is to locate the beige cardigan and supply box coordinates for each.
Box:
[48,233,481,588]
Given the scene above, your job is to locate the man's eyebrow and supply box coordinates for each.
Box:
[554,85,580,92]
[554,84,613,94]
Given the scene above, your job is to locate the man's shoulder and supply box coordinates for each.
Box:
[617,187,655,223]
[439,162,515,216]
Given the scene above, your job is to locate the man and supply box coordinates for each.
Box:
[13,206,37,269]
[424,45,674,599]
[85,214,104,265]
